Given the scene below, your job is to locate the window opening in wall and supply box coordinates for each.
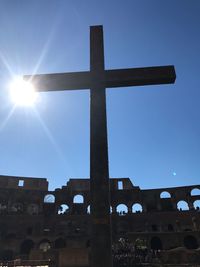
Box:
[177,200,189,211]
[58,204,69,214]
[18,180,24,187]
[118,181,123,190]
[132,203,143,213]
[44,194,55,203]
[160,191,171,198]
[191,188,200,196]
[193,200,200,210]
[73,194,84,203]
[116,204,128,215]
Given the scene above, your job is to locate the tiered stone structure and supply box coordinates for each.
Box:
[0,174,199,266]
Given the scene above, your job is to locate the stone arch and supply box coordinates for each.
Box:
[73,194,84,203]
[116,204,128,215]
[39,239,51,252]
[150,236,162,250]
[20,239,34,255]
[177,200,189,211]
[55,238,66,249]
[191,188,200,196]
[44,194,55,203]
[27,204,39,215]
[132,203,143,213]
[58,204,69,214]
[193,200,200,210]
[184,235,198,249]
[160,191,171,198]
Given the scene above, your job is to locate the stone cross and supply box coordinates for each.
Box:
[24,25,176,267]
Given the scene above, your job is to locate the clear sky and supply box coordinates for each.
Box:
[0,0,199,190]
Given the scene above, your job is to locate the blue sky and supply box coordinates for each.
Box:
[0,0,199,190]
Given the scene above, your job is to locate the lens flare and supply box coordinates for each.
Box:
[9,77,37,106]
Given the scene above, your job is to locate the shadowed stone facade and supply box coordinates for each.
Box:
[0,174,199,266]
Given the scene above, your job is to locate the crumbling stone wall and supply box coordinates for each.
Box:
[0,174,199,262]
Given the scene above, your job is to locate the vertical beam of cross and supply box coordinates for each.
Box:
[90,26,112,267]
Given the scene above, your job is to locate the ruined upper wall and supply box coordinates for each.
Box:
[0,175,48,191]
[0,175,199,215]
[64,178,136,191]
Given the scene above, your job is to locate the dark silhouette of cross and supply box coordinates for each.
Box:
[24,25,176,267]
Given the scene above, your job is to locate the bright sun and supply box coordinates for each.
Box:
[9,77,37,106]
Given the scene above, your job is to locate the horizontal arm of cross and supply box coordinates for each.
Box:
[23,65,175,92]
[105,65,176,88]
[24,71,91,92]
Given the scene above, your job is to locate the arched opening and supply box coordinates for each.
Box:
[150,236,162,250]
[55,238,66,249]
[160,191,171,198]
[27,204,39,215]
[184,235,198,249]
[73,194,84,203]
[39,239,51,252]
[58,204,69,214]
[132,203,143,213]
[191,188,200,196]
[193,200,200,210]
[116,204,128,215]
[44,194,55,203]
[177,200,189,211]
[20,239,34,255]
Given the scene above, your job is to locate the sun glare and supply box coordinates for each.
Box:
[9,77,37,106]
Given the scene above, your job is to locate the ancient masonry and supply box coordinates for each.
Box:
[0,174,199,264]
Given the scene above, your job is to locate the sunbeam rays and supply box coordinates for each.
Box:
[0,105,16,132]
